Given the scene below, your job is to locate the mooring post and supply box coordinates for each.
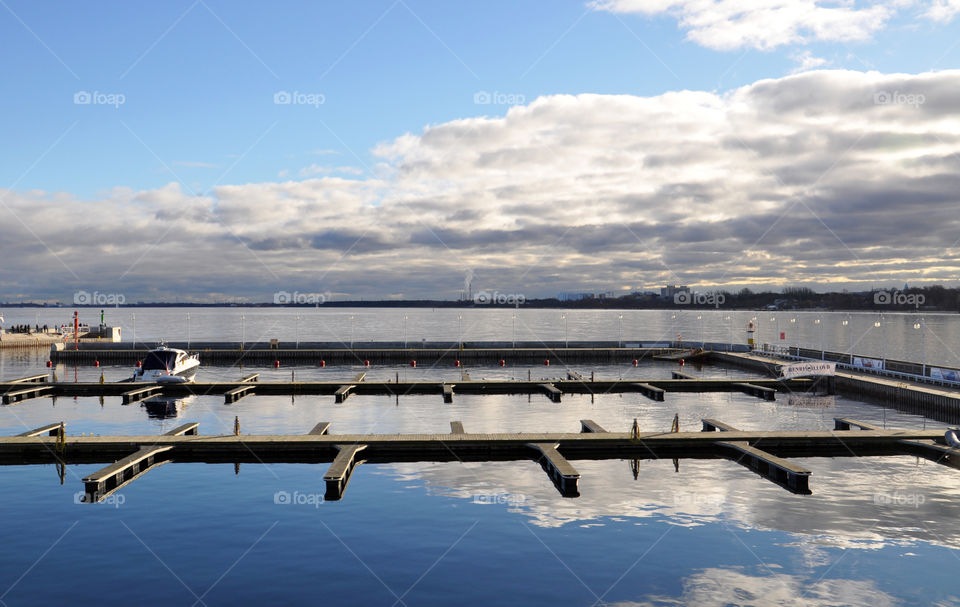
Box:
[234,416,240,436]
[632,418,639,439]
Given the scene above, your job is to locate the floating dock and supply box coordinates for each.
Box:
[3,418,957,502]
[0,377,818,406]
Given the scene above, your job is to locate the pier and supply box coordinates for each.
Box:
[0,376,818,405]
[3,419,957,502]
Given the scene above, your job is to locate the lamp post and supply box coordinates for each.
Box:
[457,314,463,350]
[618,314,623,348]
[814,316,822,359]
[295,315,300,349]
[132,313,136,350]
[561,314,567,348]
[512,313,517,348]
[914,318,926,377]
[350,314,355,349]
[403,315,408,348]
[241,314,245,351]
[697,314,703,347]
[186,313,191,349]
[842,315,852,363]
[789,317,797,355]
[873,315,885,369]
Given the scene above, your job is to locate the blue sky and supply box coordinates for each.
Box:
[2,1,960,301]
[3,0,954,197]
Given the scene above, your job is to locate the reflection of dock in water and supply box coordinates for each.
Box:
[4,418,959,503]
[141,395,195,419]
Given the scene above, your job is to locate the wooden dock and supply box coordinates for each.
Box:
[2,418,957,502]
[0,377,818,405]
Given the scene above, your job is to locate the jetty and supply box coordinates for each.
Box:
[3,418,958,502]
[0,377,819,406]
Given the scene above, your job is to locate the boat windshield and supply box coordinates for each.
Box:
[142,350,178,371]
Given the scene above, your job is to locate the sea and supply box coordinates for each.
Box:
[0,308,958,606]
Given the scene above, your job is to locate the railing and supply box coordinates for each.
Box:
[756,343,960,388]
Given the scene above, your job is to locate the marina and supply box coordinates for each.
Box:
[2,308,960,605]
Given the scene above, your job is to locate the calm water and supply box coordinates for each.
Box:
[1,309,960,605]
[3,307,959,367]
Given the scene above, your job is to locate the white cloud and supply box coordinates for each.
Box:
[923,0,960,21]
[589,1,898,50]
[4,69,960,301]
[791,50,830,73]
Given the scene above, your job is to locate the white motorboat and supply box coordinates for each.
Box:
[134,345,200,383]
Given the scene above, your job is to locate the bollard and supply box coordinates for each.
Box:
[671,413,679,433]
[631,418,639,440]
[234,416,240,436]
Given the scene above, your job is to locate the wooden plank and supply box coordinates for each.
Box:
[733,382,777,401]
[81,445,173,501]
[538,383,562,403]
[631,382,665,402]
[352,372,366,382]
[672,371,696,380]
[715,440,810,493]
[16,423,62,437]
[323,444,366,500]
[224,384,255,404]
[702,418,739,432]
[163,423,199,436]
[527,442,580,496]
[834,417,881,431]
[450,421,465,434]
[239,373,259,383]
[309,422,331,435]
[334,384,355,403]
[580,420,607,433]
[442,384,454,404]
[2,386,53,405]
[7,374,49,384]
[121,385,162,405]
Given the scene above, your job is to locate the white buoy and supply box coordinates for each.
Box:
[946,429,960,448]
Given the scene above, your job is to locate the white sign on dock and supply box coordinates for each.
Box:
[780,361,835,378]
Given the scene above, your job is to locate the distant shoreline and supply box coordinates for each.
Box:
[0,300,952,312]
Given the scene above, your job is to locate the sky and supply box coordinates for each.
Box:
[2,0,960,303]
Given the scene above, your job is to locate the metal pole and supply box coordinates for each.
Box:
[922,316,927,377]
[562,314,567,348]
[458,314,462,350]
[618,314,623,348]
[187,313,191,349]
[295,315,300,349]
[403,315,408,348]
[241,314,245,350]
[132,314,136,350]
[512,314,516,348]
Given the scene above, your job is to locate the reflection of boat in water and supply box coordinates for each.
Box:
[142,395,195,419]
[134,344,200,383]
